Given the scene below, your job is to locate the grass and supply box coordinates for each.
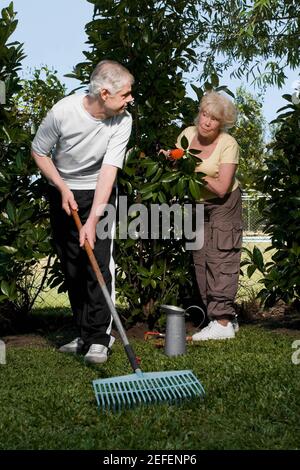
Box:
[1,322,300,450]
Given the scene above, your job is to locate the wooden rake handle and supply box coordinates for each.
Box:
[71,209,105,288]
[71,209,142,374]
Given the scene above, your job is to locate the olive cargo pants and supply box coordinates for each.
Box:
[193,187,243,319]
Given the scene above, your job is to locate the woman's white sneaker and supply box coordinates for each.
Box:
[192,320,235,341]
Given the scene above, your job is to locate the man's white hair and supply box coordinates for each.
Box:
[88,60,134,97]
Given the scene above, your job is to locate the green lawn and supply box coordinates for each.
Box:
[1,323,300,450]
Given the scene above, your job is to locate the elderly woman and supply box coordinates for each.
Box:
[176,91,242,340]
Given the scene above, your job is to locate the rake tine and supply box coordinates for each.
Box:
[158,377,174,402]
[176,374,193,400]
[145,378,159,402]
[110,382,120,412]
[104,384,112,411]
[115,387,124,411]
[137,382,148,405]
[152,378,168,403]
[155,377,173,403]
[128,385,138,408]
[188,373,202,396]
[175,374,191,398]
[149,383,160,403]
[168,375,183,401]
[95,383,104,409]
[120,382,129,410]
[164,376,179,402]
[134,379,150,405]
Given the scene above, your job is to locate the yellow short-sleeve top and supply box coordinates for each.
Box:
[176,126,240,200]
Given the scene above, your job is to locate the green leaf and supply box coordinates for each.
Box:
[188,179,201,200]
[180,135,189,150]
[158,191,167,203]
[141,191,154,201]
[145,162,159,178]
[177,178,186,198]
[151,167,163,183]
[0,280,17,300]
[252,245,265,273]
[0,245,17,254]
[160,172,179,183]
[6,200,16,223]
[139,182,159,194]
[247,265,257,278]
[123,166,136,176]
[188,148,201,155]
[281,94,292,102]
[0,281,10,297]
[181,158,196,174]
[191,84,203,100]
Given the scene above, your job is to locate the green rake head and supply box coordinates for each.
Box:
[93,369,205,412]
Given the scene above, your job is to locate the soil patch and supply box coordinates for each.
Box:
[2,334,51,349]
[1,300,299,348]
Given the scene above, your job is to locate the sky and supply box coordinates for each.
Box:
[8,0,299,124]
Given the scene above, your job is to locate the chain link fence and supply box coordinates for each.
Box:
[242,191,271,243]
[239,192,272,303]
[33,192,273,309]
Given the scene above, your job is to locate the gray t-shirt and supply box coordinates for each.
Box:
[31,94,132,190]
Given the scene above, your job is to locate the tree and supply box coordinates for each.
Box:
[12,66,66,135]
[0,3,66,329]
[198,0,300,88]
[231,87,266,189]
[242,95,300,306]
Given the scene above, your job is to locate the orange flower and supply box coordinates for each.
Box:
[169,148,185,160]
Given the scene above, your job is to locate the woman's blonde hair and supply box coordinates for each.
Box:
[195,91,237,130]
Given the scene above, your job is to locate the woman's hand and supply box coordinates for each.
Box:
[158,149,172,159]
[159,148,185,161]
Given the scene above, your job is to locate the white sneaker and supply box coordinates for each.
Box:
[232,315,239,333]
[84,336,115,364]
[192,320,235,341]
[59,337,84,353]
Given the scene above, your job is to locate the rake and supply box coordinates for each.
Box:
[72,210,205,412]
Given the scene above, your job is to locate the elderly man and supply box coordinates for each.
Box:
[32,60,134,364]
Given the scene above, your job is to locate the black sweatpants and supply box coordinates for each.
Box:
[48,186,116,348]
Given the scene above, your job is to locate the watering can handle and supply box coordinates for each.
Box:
[185,305,206,329]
